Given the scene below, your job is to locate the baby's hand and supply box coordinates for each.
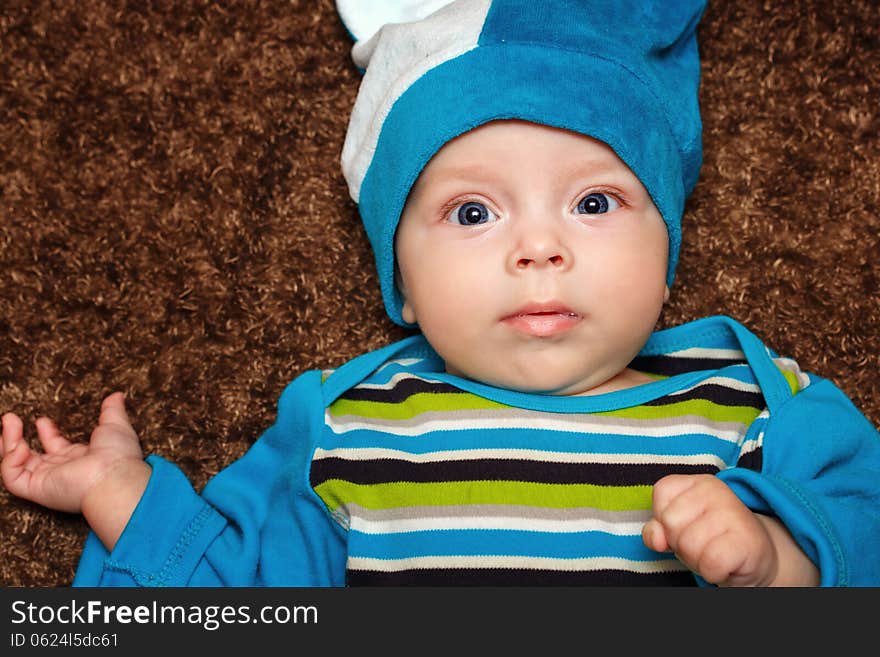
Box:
[642,474,779,587]
[0,393,150,531]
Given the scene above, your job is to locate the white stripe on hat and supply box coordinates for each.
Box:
[340,0,492,203]
[336,0,458,44]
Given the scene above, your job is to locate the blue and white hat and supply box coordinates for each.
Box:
[337,0,706,326]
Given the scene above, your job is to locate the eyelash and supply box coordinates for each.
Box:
[438,195,499,224]
[573,188,629,212]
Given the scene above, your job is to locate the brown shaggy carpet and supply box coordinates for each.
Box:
[1,1,878,587]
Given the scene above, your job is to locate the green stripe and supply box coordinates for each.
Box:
[330,392,760,425]
[595,399,761,424]
[329,392,509,419]
[315,479,653,513]
[780,369,801,395]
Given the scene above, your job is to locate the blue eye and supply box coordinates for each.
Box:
[450,201,498,225]
[576,192,620,215]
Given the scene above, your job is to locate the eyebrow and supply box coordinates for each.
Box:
[422,157,629,188]
[421,164,499,185]
[560,158,630,181]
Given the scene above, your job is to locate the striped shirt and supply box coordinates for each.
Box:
[311,346,809,586]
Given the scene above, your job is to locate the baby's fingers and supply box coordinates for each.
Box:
[1,414,37,495]
[1,412,25,460]
[35,417,72,454]
[651,474,703,516]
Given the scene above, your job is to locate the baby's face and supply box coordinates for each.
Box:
[395,120,669,395]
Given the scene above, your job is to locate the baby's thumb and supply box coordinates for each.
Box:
[97,392,135,434]
[642,518,670,553]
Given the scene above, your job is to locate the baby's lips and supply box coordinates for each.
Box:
[501,310,581,338]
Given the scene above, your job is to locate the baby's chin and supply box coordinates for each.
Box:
[445,362,624,397]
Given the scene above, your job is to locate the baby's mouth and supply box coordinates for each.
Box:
[502,304,582,338]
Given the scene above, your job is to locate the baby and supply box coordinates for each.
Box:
[3,0,879,587]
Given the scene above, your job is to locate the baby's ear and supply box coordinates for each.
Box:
[395,267,418,325]
[401,299,417,326]
[663,286,670,303]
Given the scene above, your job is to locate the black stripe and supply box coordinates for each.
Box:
[736,447,763,472]
[310,457,720,488]
[339,378,463,403]
[644,382,764,409]
[630,355,745,376]
[347,568,697,586]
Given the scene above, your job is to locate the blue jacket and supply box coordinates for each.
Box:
[73,316,880,586]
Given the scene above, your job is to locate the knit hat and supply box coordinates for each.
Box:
[337,0,706,326]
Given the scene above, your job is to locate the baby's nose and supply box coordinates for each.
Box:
[510,228,574,273]
[516,252,566,269]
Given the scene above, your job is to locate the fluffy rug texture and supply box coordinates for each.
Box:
[1,1,878,586]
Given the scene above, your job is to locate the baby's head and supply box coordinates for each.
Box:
[396,119,669,394]
[338,0,706,393]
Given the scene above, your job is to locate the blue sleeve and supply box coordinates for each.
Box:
[72,370,347,587]
[718,377,880,586]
